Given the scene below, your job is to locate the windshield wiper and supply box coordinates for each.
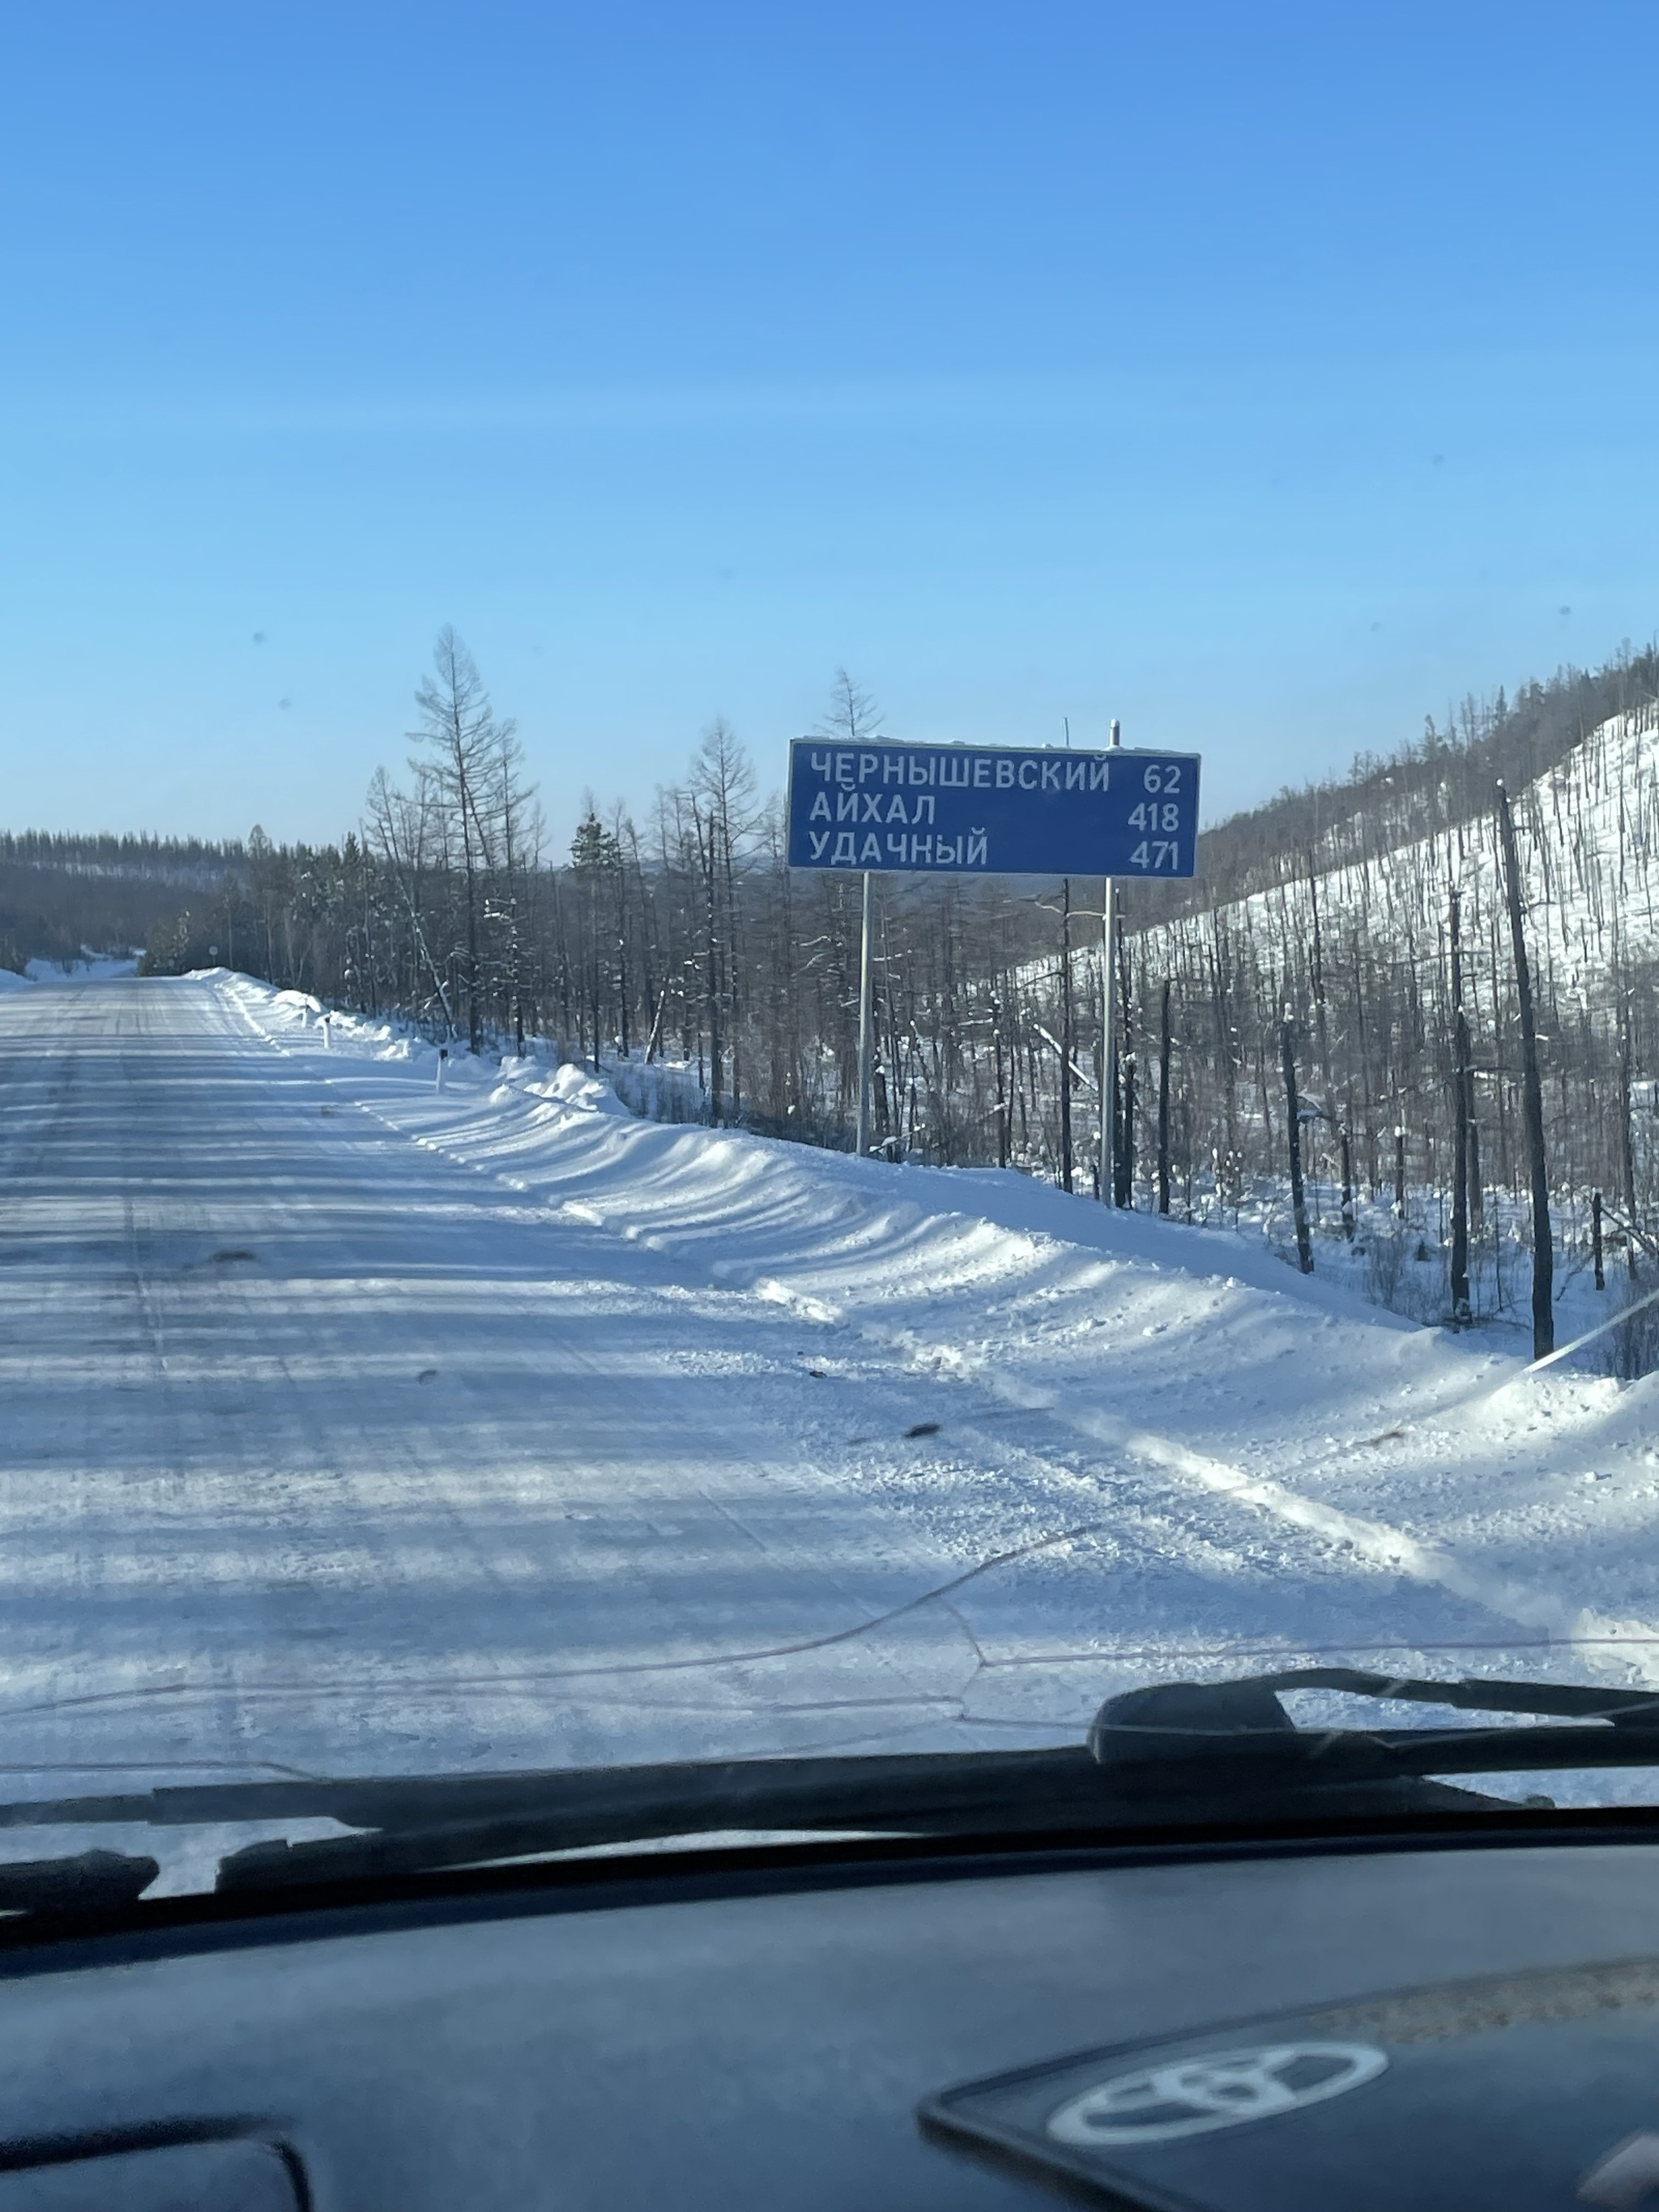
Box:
[207,1668,1659,1892]
[4,1667,1657,1910]
[210,1668,1659,1892]
[0,1849,160,1916]
[1087,1666,1659,1792]
[0,1753,1140,1906]
[211,1749,1131,1891]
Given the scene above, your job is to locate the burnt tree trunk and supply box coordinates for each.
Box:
[1449,887,1473,1324]
[1282,1018,1314,1274]
[1156,976,1172,1216]
[1496,781,1554,1359]
[1618,981,1640,1280]
[992,1000,1010,1170]
[1113,931,1136,1207]
[703,830,723,1127]
[1115,1058,1137,1206]
[1340,1123,1355,1242]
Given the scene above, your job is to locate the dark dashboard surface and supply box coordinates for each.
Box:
[2,1837,1658,2209]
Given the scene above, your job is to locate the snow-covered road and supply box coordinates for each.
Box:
[3,976,1657,1789]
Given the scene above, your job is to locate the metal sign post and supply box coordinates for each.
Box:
[855,868,875,1157]
[1098,718,1121,1204]
[1098,880,1115,1202]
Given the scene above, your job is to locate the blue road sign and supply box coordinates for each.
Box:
[786,739,1201,879]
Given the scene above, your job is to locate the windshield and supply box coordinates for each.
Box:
[5,7,1659,1907]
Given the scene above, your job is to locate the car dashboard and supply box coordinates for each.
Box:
[2,1830,1657,2210]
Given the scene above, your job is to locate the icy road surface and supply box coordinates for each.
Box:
[3,974,1659,1792]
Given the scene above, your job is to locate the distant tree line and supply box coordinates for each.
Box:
[0,833,245,974]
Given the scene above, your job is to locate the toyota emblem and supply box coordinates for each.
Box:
[1047,2041,1388,2146]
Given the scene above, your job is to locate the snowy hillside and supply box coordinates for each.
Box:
[1210,698,1659,1016]
[1018,697,1659,1349]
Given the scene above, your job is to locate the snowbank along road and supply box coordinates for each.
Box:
[4,974,1659,1798]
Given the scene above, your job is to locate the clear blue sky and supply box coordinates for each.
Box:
[4,2,1658,847]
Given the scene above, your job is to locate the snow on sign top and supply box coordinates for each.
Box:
[785,738,1201,878]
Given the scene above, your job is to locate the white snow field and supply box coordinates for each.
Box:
[5,973,1659,1809]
